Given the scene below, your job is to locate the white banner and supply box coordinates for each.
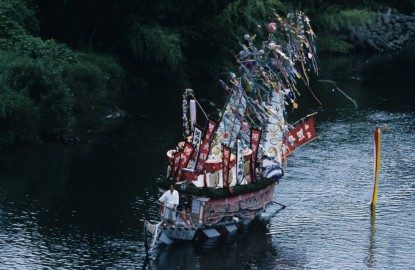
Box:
[189,100,197,131]
[236,139,244,184]
[188,126,203,170]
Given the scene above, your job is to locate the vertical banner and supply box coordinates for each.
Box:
[189,100,197,131]
[236,139,244,184]
[370,127,381,209]
[222,144,231,188]
[188,126,203,170]
[169,151,182,179]
[176,142,195,181]
[195,119,219,173]
[250,128,262,182]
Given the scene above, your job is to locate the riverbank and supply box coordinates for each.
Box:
[322,7,415,52]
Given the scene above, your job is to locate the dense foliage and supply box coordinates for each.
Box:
[0,0,125,144]
[1,0,414,144]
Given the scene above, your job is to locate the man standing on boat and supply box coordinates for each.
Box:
[158,184,179,226]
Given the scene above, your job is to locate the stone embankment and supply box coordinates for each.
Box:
[336,8,415,52]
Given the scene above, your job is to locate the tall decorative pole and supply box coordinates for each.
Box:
[370,127,381,209]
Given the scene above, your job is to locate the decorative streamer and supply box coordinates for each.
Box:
[178,13,321,183]
[212,85,247,149]
[370,127,381,209]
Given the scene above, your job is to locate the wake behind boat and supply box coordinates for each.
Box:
[144,11,320,253]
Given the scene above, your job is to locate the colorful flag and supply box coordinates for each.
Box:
[284,116,316,156]
[176,142,195,181]
[250,128,262,182]
[222,144,231,188]
[169,151,182,179]
[195,119,219,173]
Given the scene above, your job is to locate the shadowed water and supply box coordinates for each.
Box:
[1,47,415,269]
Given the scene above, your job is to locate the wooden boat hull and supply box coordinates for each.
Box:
[144,183,278,246]
[144,218,246,245]
[201,183,276,225]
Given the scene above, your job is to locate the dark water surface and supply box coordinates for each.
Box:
[1,47,415,269]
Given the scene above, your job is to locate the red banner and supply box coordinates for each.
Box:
[176,142,195,181]
[250,128,262,182]
[222,144,231,188]
[284,116,316,156]
[195,119,219,172]
[169,151,182,179]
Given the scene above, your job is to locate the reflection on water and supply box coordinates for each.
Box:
[148,221,306,269]
[365,209,377,268]
[1,48,415,269]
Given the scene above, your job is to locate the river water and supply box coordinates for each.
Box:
[1,47,414,269]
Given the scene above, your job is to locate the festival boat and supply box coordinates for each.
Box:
[144,12,319,252]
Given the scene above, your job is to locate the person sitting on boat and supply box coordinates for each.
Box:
[176,206,195,228]
[158,184,179,226]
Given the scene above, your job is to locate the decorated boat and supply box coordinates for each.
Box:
[144,11,320,252]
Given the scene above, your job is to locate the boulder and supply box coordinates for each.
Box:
[382,8,392,24]
[395,15,406,23]
[366,39,382,51]
[332,6,415,52]
[403,15,415,22]
[394,23,402,32]
[394,38,404,45]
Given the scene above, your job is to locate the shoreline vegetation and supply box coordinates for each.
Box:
[1,0,415,145]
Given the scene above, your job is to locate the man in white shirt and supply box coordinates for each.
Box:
[158,184,179,226]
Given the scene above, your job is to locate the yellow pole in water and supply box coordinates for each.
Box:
[370,127,381,209]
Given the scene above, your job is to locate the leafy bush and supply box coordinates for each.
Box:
[0,0,126,144]
[37,74,74,139]
[129,24,182,70]
[318,34,355,53]
[4,59,74,139]
[0,0,39,35]
[62,61,106,113]
[0,86,39,144]
[316,8,376,53]
[13,36,76,68]
[321,8,375,31]
[79,53,126,108]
